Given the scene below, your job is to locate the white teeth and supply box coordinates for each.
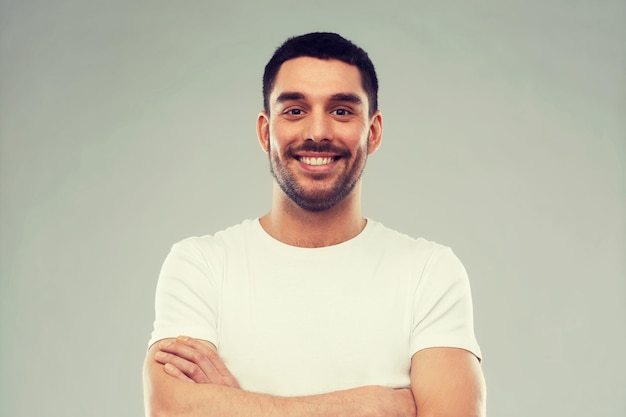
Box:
[300,156,334,166]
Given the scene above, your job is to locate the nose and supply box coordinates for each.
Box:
[306,109,333,142]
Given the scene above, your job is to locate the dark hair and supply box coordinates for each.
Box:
[262,32,379,118]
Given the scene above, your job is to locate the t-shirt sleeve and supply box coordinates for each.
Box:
[148,237,221,348]
[409,245,481,360]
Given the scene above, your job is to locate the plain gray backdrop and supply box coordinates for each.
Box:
[1,0,624,416]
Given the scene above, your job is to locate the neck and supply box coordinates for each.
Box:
[259,182,366,248]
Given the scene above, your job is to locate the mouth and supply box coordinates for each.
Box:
[296,155,341,166]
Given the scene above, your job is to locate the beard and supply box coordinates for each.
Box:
[268,138,368,212]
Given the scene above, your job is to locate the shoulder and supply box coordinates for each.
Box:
[171,219,256,249]
[167,219,257,264]
[366,219,454,261]
[365,220,468,287]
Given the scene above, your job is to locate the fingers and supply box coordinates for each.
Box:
[175,336,240,388]
[163,362,194,383]
[154,345,211,384]
[155,336,240,388]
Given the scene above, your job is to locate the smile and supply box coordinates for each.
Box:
[297,156,338,166]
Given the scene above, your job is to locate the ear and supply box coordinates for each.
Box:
[367,110,383,155]
[257,111,270,153]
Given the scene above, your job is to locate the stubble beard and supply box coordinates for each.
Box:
[268,137,369,212]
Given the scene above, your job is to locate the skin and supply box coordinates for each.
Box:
[143,57,486,417]
[144,337,416,417]
[257,57,383,248]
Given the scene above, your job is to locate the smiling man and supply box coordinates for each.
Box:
[143,32,486,417]
[262,57,375,216]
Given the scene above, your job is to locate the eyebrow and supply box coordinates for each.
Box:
[275,92,306,103]
[329,93,362,105]
[274,91,363,106]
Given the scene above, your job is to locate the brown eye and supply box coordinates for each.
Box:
[333,109,351,116]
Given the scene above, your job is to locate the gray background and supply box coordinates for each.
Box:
[1,0,624,416]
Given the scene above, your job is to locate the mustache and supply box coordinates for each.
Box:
[285,141,351,157]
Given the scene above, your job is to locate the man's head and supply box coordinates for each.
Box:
[263,32,378,118]
[257,33,383,213]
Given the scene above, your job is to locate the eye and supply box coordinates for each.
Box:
[332,108,352,116]
[285,108,304,116]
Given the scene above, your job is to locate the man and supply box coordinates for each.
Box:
[143,32,486,417]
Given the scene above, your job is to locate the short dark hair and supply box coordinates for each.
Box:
[262,32,379,118]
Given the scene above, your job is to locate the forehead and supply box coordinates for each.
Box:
[270,57,366,102]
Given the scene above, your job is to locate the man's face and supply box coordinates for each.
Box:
[257,57,382,212]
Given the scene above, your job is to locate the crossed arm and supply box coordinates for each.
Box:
[142,336,485,417]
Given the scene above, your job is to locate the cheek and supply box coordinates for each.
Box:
[268,123,294,150]
[268,135,283,155]
[338,123,369,144]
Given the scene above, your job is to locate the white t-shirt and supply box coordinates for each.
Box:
[149,219,481,396]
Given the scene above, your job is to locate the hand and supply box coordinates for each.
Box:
[154,336,240,388]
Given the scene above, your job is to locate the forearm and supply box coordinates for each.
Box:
[144,372,282,417]
[144,360,412,417]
